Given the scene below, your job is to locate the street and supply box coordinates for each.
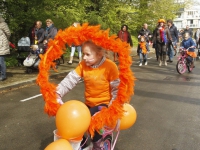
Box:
[0,52,200,150]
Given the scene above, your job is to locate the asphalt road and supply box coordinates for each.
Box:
[0,52,200,150]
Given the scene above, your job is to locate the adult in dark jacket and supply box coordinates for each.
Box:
[152,19,171,66]
[35,20,44,44]
[114,25,133,61]
[181,25,193,38]
[38,19,57,48]
[167,19,179,62]
[137,23,152,52]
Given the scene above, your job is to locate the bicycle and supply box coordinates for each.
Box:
[176,47,195,74]
[54,121,120,150]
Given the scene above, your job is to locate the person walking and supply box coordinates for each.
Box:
[194,28,200,48]
[152,19,171,66]
[0,16,11,81]
[68,22,82,64]
[182,25,193,38]
[167,19,179,62]
[138,23,152,51]
[114,25,133,61]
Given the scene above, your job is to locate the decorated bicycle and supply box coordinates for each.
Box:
[176,32,196,74]
[36,23,137,150]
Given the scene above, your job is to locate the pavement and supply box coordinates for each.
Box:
[0,49,138,92]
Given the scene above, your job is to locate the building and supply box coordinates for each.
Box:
[173,1,200,31]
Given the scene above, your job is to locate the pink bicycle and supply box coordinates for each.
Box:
[81,120,120,150]
[176,47,194,74]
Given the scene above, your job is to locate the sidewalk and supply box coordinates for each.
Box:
[0,49,138,92]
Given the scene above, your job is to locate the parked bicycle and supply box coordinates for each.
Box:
[176,47,195,74]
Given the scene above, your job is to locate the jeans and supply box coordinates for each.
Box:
[70,46,82,58]
[0,56,6,79]
[167,41,177,60]
[139,53,147,63]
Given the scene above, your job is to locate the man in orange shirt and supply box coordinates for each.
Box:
[56,40,120,149]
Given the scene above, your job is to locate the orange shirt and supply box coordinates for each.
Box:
[75,59,119,107]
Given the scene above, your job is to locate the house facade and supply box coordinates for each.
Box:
[173,1,200,31]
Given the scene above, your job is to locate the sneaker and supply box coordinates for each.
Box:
[139,63,142,66]
[144,61,148,65]
[164,61,167,66]
[159,61,162,66]
[68,60,73,65]
[92,138,103,150]
[0,77,7,81]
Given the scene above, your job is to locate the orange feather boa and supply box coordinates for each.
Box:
[140,42,147,54]
[36,23,136,137]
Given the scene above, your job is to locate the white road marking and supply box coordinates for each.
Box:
[147,57,152,59]
[20,94,42,102]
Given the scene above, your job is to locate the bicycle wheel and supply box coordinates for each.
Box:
[176,59,186,74]
[103,135,112,150]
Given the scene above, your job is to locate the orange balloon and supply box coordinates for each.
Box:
[44,139,73,150]
[120,103,137,130]
[56,100,91,140]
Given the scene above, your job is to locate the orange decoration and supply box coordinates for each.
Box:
[36,23,136,137]
[120,103,137,130]
[44,139,73,150]
[187,51,197,58]
[56,100,91,140]
[140,42,147,54]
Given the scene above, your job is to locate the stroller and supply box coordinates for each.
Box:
[23,45,44,74]
[16,36,31,66]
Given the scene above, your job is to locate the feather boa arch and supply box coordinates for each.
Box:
[36,23,136,137]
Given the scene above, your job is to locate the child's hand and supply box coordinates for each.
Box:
[56,94,64,105]
[57,98,64,105]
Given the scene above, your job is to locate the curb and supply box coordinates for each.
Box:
[0,69,73,93]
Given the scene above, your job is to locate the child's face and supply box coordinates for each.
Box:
[82,46,101,66]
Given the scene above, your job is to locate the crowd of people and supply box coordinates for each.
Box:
[137,19,198,68]
[0,16,199,82]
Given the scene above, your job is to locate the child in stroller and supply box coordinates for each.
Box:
[23,45,44,73]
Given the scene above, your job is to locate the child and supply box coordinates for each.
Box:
[180,32,196,68]
[56,40,120,149]
[137,35,149,66]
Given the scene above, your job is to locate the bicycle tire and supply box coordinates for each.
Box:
[103,135,112,150]
[176,59,186,74]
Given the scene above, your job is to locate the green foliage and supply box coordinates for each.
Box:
[0,0,192,66]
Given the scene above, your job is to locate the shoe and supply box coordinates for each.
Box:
[169,60,173,63]
[167,60,170,62]
[67,61,72,65]
[164,61,167,66]
[159,61,162,66]
[0,77,6,81]
[145,62,148,65]
[139,63,142,66]
[92,138,103,150]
